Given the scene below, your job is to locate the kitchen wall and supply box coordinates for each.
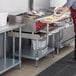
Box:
[0,0,66,14]
[0,0,6,12]
[50,0,67,7]
[33,0,50,10]
[0,0,29,14]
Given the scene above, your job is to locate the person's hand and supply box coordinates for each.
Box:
[53,7,63,17]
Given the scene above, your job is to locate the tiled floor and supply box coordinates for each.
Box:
[2,42,74,76]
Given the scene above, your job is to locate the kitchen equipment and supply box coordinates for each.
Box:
[17,12,46,32]
[8,15,23,24]
[32,37,47,50]
[29,0,33,11]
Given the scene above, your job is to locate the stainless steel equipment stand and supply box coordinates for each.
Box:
[15,16,70,67]
[0,24,22,75]
[15,33,54,67]
[15,25,55,67]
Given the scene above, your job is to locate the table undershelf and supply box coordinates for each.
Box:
[0,58,20,74]
[15,47,54,60]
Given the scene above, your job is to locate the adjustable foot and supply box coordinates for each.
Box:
[35,58,39,67]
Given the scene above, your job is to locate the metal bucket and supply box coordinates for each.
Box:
[32,37,47,50]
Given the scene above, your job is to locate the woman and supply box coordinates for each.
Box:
[54,0,76,60]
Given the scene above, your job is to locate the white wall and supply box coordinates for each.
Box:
[0,0,67,14]
[0,0,6,12]
[50,0,67,7]
[0,0,29,15]
[33,0,50,10]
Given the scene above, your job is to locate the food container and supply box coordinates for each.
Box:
[8,15,23,24]
[32,37,47,50]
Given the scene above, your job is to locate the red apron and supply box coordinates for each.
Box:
[70,7,76,32]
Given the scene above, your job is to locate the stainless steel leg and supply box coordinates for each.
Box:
[35,40,39,67]
[4,32,7,68]
[13,34,15,64]
[36,58,39,67]
[56,30,62,54]
[19,27,22,68]
[52,34,55,57]
[46,23,49,45]
[57,48,59,54]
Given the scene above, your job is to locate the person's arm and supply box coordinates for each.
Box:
[54,6,69,17]
[58,6,69,16]
[54,0,75,16]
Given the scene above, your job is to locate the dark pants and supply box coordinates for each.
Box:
[74,33,76,59]
[70,7,76,60]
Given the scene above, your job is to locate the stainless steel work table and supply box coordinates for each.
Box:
[13,15,70,67]
[40,15,73,54]
[9,15,71,67]
[0,23,24,74]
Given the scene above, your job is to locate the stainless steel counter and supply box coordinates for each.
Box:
[12,15,74,66]
[0,23,24,75]
[8,13,74,67]
[0,23,24,33]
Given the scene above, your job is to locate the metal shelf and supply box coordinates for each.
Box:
[0,24,24,75]
[15,47,54,60]
[0,58,20,74]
